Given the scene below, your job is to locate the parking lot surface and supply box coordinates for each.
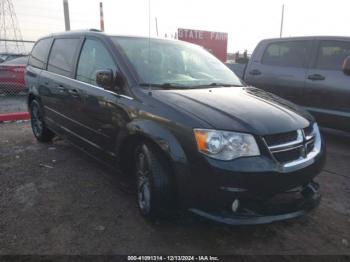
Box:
[0,95,27,114]
[0,121,349,255]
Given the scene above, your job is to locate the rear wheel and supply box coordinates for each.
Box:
[134,142,175,220]
[30,100,55,142]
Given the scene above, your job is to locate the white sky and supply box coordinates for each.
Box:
[12,0,350,53]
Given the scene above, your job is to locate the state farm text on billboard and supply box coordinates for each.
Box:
[178,28,228,62]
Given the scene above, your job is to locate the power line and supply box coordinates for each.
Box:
[0,0,25,54]
[16,12,63,21]
[0,38,34,43]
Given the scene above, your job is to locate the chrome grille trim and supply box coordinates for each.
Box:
[263,123,321,173]
[270,144,304,153]
[304,130,316,141]
[267,129,304,152]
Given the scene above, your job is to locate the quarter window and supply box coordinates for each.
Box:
[315,41,350,71]
[76,39,117,86]
[28,38,52,69]
[262,41,309,68]
[47,38,80,77]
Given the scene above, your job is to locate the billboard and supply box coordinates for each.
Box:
[178,28,228,62]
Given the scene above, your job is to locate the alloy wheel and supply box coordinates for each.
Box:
[31,103,43,137]
[136,151,151,214]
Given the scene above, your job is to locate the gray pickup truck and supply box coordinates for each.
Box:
[227,36,350,131]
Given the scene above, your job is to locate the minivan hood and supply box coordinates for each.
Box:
[152,87,313,135]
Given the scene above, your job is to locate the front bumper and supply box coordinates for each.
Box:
[179,136,325,225]
[189,181,321,225]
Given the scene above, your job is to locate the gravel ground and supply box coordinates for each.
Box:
[0,95,27,114]
[0,121,349,255]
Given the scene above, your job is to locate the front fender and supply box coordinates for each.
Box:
[127,119,187,163]
[124,119,192,207]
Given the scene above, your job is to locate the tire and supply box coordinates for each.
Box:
[30,99,55,143]
[134,142,175,220]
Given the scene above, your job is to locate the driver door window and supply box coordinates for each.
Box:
[76,39,117,86]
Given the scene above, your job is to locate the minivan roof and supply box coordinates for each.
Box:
[37,29,181,44]
[262,35,350,42]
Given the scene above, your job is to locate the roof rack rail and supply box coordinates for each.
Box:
[89,29,102,32]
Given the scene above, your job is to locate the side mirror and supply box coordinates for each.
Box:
[96,69,114,89]
[114,71,125,88]
[342,56,350,76]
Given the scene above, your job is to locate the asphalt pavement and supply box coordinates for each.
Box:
[0,122,349,255]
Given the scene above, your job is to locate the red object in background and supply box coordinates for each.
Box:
[0,56,27,94]
[0,112,30,122]
[178,28,228,62]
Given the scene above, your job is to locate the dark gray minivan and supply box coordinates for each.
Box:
[25,31,325,225]
[241,37,350,131]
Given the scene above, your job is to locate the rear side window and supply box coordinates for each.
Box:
[262,41,309,68]
[47,38,80,77]
[76,39,117,85]
[315,41,350,71]
[28,38,52,69]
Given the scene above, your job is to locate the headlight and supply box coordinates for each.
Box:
[194,129,260,160]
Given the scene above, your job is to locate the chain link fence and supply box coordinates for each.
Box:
[0,39,34,118]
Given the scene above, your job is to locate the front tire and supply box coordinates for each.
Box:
[30,100,55,143]
[134,142,175,220]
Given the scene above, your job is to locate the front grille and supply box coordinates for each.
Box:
[263,124,318,164]
[262,124,320,169]
[264,131,298,147]
[306,140,315,154]
[273,147,302,164]
[263,127,316,165]
[303,125,314,138]
[305,124,315,154]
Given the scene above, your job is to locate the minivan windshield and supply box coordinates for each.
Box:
[112,37,243,89]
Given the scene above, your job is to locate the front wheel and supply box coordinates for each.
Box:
[30,100,55,142]
[134,142,176,220]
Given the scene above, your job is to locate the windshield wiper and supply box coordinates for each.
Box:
[199,82,244,87]
[139,82,243,90]
[139,82,190,89]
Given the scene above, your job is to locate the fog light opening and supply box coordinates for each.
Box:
[231,199,240,213]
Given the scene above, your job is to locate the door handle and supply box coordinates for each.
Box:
[307,74,325,81]
[57,84,66,92]
[249,69,262,76]
[68,89,79,97]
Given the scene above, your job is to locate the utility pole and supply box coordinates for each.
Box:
[100,2,104,31]
[63,0,70,31]
[155,17,158,36]
[280,4,284,38]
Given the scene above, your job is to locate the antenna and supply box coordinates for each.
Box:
[0,0,25,54]
[148,0,152,95]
